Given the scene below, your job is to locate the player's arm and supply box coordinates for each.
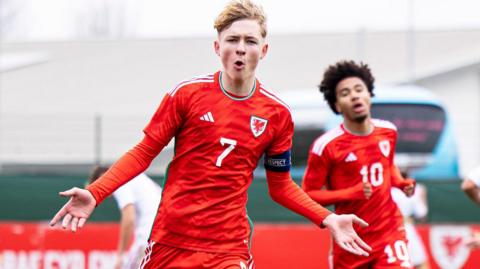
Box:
[389,131,415,196]
[49,135,163,231]
[461,178,480,205]
[302,148,371,206]
[303,184,372,206]
[50,92,182,231]
[390,164,415,197]
[86,135,162,204]
[115,204,135,269]
[265,152,371,256]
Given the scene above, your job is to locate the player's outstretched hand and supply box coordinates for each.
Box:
[322,213,372,256]
[49,187,96,232]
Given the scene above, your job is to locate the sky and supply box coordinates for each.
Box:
[3,0,480,42]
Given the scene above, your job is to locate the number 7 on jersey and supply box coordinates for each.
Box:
[216,137,237,167]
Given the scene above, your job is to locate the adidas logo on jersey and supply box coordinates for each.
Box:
[200,112,214,122]
[345,152,357,162]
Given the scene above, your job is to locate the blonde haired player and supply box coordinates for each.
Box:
[50,1,371,268]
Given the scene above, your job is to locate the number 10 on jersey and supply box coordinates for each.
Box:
[360,162,384,186]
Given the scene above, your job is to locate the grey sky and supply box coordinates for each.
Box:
[5,0,480,42]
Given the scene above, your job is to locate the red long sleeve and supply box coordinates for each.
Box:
[87,135,163,205]
[305,182,368,206]
[266,170,332,226]
[390,165,416,189]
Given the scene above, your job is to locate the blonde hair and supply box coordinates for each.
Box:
[214,0,267,38]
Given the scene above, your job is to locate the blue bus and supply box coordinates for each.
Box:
[284,85,459,180]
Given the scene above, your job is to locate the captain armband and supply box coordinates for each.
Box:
[264,150,291,172]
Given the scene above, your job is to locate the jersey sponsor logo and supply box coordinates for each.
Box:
[379,140,390,157]
[430,225,470,269]
[200,112,215,122]
[250,116,268,137]
[345,152,358,162]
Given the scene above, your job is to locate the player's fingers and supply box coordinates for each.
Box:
[404,187,413,197]
[351,215,369,227]
[350,240,370,257]
[59,187,77,197]
[78,218,87,229]
[62,214,73,229]
[342,241,362,256]
[50,211,63,226]
[364,185,372,191]
[339,241,355,254]
[408,185,415,194]
[71,217,79,232]
[354,235,372,252]
[50,204,68,226]
[364,188,372,199]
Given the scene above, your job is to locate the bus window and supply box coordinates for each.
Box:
[371,104,446,154]
[292,127,325,167]
[320,86,459,180]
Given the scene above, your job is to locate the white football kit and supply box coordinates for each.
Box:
[113,173,162,269]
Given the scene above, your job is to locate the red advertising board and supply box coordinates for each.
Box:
[1,222,480,268]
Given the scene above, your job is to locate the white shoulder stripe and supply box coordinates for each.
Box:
[259,87,291,113]
[168,75,214,96]
[312,127,344,156]
[372,118,397,131]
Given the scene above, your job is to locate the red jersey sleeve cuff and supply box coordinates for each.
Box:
[86,185,103,206]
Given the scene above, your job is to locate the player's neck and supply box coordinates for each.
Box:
[343,118,373,136]
[220,72,256,97]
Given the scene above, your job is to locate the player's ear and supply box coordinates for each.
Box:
[260,42,268,59]
[214,40,220,56]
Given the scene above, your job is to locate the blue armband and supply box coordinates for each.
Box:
[264,150,291,172]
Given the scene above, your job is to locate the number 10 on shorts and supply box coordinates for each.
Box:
[384,240,411,268]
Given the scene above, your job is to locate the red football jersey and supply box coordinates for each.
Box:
[303,120,404,245]
[144,71,293,253]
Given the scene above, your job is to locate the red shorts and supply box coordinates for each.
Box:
[140,241,255,269]
[332,232,412,269]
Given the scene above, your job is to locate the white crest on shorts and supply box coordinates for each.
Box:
[379,140,390,157]
[250,116,268,138]
[430,225,471,269]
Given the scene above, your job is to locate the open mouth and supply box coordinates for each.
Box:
[353,103,364,112]
[234,60,245,68]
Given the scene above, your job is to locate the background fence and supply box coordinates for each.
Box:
[0,114,172,175]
